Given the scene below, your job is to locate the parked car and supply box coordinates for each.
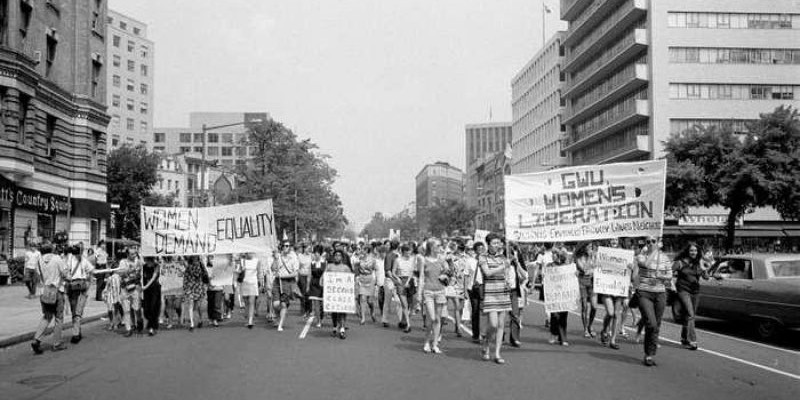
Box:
[698,253,800,338]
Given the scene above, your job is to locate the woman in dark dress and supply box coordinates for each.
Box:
[142,257,161,336]
[307,245,327,328]
[183,256,208,331]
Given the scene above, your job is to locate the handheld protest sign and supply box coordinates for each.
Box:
[322,271,356,314]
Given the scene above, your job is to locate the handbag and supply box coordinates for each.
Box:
[68,257,90,292]
[37,259,59,305]
[629,290,641,309]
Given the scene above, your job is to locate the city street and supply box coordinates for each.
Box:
[1,300,797,400]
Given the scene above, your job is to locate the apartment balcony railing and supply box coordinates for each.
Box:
[564,0,647,70]
[561,0,591,21]
[564,63,648,125]
[565,99,649,151]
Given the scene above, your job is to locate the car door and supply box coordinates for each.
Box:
[699,258,754,321]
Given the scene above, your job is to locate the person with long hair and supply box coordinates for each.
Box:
[444,241,467,337]
[598,238,637,350]
[238,253,263,329]
[325,250,352,339]
[672,242,709,350]
[297,243,313,318]
[478,233,512,364]
[574,242,598,339]
[65,245,95,344]
[356,243,378,324]
[389,244,416,333]
[636,236,673,366]
[141,256,161,336]
[547,249,571,346]
[417,238,449,354]
[183,255,208,331]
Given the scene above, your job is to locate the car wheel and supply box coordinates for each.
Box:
[755,319,780,339]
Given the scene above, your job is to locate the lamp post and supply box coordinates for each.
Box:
[199,118,263,206]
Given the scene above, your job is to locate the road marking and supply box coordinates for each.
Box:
[298,317,314,339]
[459,323,473,338]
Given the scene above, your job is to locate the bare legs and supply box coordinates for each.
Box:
[482,311,507,362]
[423,300,444,353]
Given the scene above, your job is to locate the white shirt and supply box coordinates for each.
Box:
[24,250,41,271]
[374,259,385,287]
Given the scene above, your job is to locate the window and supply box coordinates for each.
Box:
[140,45,148,58]
[45,115,57,158]
[45,34,57,77]
[221,147,233,156]
[193,133,203,142]
[717,259,753,279]
[112,35,120,47]
[111,114,120,128]
[126,79,134,92]
[207,133,219,143]
[140,121,147,133]
[153,146,164,152]
[113,75,120,87]
[91,130,101,169]
[179,146,191,154]
[38,214,54,241]
[193,146,203,154]
[112,54,120,67]
[668,12,798,29]
[127,59,135,71]
[92,11,100,31]
[140,83,148,95]
[19,1,32,43]
[154,132,165,143]
[133,27,141,35]
[119,21,127,30]
[179,132,192,143]
[141,64,148,77]
[126,98,134,111]
[111,134,119,147]
[140,102,148,114]
[127,40,134,52]
[112,94,120,107]
[207,146,219,156]
[235,147,246,156]
[126,118,134,130]
[222,133,233,143]
[770,260,800,278]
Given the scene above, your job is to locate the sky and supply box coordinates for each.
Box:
[110,0,566,229]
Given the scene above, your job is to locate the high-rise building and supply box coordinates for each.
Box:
[415,162,464,234]
[106,10,154,150]
[464,123,512,208]
[511,32,568,174]
[560,0,800,165]
[0,0,110,256]
[154,112,268,169]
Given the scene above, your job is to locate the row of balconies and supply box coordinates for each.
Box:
[564,63,648,125]
[564,0,647,71]
[565,28,648,98]
[564,98,649,152]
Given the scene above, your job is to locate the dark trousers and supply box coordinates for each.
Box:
[331,312,347,328]
[673,290,699,343]
[94,264,107,301]
[297,275,310,314]
[143,286,161,331]
[224,293,235,314]
[377,286,385,313]
[508,290,521,343]
[207,290,224,321]
[550,311,568,342]
[468,289,481,340]
[638,291,666,357]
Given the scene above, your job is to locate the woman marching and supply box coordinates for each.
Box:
[325,250,353,339]
[307,245,328,328]
[417,238,449,354]
[356,243,378,325]
[478,233,513,364]
[635,236,673,366]
[237,253,263,328]
[574,243,598,339]
[389,244,416,333]
[183,255,208,331]
[671,242,710,350]
[547,249,571,346]
[597,240,637,350]
[273,242,299,332]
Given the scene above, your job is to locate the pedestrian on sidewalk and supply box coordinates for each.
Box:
[636,236,673,367]
[672,242,709,351]
[142,256,161,336]
[31,242,68,354]
[23,242,41,299]
[65,245,95,344]
[93,241,108,301]
[479,233,513,365]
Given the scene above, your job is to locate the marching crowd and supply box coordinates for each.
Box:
[23,233,714,367]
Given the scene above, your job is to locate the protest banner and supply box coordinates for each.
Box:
[504,160,666,242]
[543,263,580,314]
[140,200,277,256]
[323,272,356,314]
[159,261,185,294]
[210,256,235,287]
[593,246,634,297]
[474,229,490,245]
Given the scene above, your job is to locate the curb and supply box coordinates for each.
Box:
[0,312,106,349]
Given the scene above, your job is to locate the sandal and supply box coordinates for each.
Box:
[494,357,506,365]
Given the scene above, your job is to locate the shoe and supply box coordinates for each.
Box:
[587,330,596,338]
[423,342,432,353]
[70,335,82,344]
[148,329,155,337]
[213,320,219,327]
[472,338,481,344]
[339,329,346,340]
[52,343,67,352]
[382,322,389,328]
[494,357,506,365]
[510,340,521,348]
[359,320,365,325]
[583,331,592,338]
[619,330,629,338]
[561,342,570,346]
[687,342,698,351]
[332,329,338,337]
[431,346,442,355]
[600,332,609,346]
[634,333,643,343]
[124,330,134,337]
[247,324,253,330]
[643,357,656,367]
[315,322,322,328]
[403,326,412,334]
[456,331,463,338]
[481,350,491,361]
[548,336,558,345]
[277,326,284,332]
[681,339,690,346]
[197,322,203,329]
[609,343,620,350]
[31,341,43,355]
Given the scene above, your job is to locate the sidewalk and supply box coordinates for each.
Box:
[0,284,107,348]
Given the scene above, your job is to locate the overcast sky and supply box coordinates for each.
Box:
[110,0,566,229]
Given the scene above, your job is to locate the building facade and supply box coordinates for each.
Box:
[105,9,153,149]
[511,32,568,174]
[152,154,237,208]
[415,162,464,234]
[473,151,511,232]
[0,0,110,257]
[560,0,800,165]
[154,112,267,170]
[464,122,512,208]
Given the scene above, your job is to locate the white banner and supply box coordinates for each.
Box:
[210,256,234,287]
[543,263,580,313]
[323,272,356,314]
[159,261,185,294]
[593,246,633,297]
[473,229,490,245]
[140,200,277,257]
[505,160,666,242]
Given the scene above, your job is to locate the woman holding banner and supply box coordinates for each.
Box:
[635,236,673,366]
[183,255,208,331]
[478,233,512,364]
[238,253,263,329]
[547,249,571,346]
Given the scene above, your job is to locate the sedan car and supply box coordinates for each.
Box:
[698,253,800,338]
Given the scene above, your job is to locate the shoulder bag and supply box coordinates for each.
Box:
[69,258,90,292]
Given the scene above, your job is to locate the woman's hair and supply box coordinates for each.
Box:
[472,241,485,253]
[485,233,504,246]
[313,244,324,255]
[330,249,346,262]
[424,238,439,257]
[399,244,411,253]
[678,242,701,263]
[574,242,592,259]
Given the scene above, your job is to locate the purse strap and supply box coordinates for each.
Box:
[69,255,81,280]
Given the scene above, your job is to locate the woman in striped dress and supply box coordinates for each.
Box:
[478,233,513,364]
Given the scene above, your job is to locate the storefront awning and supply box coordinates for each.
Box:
[736,230,786,238]
[782,229,800,237]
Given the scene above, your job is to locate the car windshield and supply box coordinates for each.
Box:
[770,260,800,277]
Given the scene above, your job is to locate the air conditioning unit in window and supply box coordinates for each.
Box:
[32,51,42,64]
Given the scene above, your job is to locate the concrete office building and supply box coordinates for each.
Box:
[473,152,511,232]
[511,32,568,174]
[560,0,800,165]
[464,123,512,208]
[0,0,110,256]
[154,112,268,169]
[415,162,464,234]
[106,10,154,149]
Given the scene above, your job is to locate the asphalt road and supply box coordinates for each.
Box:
[0,301,798,400]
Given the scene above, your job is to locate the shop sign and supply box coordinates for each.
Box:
[678,214,742,227]
[0,178,70,214]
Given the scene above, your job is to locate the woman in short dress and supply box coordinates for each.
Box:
[479,233,513,364]
[417,238,449,354]
[356,245,377,324]
[238,253,263,329]
[183,255,208,331]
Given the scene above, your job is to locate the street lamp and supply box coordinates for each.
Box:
[199,118,264,206]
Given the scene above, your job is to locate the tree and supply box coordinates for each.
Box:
[664,106,800,249]
[107,144,161,240]
[427,200,478,237]
[360,211,419,240]
[361,212,389,239]
[234,119,348,241]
